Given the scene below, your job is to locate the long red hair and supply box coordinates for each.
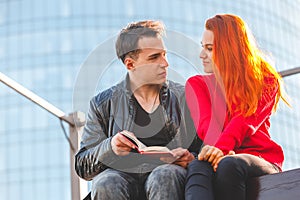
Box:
[205,14,289,117]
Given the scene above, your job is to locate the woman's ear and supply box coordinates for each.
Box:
[124,57,135,71]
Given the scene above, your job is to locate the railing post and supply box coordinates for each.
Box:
[69,111,88,200]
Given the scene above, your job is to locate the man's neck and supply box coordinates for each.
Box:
[132,84,160,100]
[131,84,161,113]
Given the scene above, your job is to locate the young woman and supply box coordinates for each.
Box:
[185,14,289,200]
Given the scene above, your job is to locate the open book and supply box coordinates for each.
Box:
[120,132,175,158]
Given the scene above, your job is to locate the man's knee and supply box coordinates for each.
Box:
[145,164,186,199]
[150,164,186,183]
[91,169,132,200]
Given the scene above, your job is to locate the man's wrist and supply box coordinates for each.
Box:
[191,152,198,159]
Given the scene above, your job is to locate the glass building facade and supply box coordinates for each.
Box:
[0,0,299,199]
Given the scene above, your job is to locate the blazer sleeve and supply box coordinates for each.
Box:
[215,81,279,154]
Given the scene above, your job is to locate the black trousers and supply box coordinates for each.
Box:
[185,154,280,200]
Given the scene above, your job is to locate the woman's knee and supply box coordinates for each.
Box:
[187,160,213,176]
[185,160,215,200]
[215,156,247,180]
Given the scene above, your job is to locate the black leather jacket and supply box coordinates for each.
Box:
[75,75,202,181]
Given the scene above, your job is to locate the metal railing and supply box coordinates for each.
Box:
[0,72,88,200]
[279,66,300,77]
[0,66,299,200]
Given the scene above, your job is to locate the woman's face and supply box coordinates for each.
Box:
[200,29,214,73]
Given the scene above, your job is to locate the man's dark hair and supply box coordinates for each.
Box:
[115,20,165,63]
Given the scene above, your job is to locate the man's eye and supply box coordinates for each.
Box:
[149,56,158,60]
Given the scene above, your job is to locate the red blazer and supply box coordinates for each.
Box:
[185,74,284,170]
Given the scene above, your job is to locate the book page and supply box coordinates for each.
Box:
[139,146,175,158]
[120,132,175,158]
[120,131,147,149]
[140,146,170,152]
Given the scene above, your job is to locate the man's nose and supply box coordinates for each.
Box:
[159,57,169,67]
[161,56,169,68]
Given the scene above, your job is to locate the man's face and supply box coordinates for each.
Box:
[131,37,169,85]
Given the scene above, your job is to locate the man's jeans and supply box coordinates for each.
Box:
[91,164,186,200]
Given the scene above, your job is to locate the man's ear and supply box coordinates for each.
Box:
[124,57,135,70]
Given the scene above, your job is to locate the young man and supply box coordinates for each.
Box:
[75,20,202,200]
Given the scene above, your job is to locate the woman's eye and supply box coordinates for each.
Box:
[206,45,213,51]
[202,44,213,52]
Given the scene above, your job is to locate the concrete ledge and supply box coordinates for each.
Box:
[83,168,300,200]
[247,168,300,200]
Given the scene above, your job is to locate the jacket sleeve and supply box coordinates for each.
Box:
[184,100,203,154]
[75,97,119,181]
[169,80,203,154]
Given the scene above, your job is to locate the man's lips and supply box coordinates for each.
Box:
[158,72,167,76]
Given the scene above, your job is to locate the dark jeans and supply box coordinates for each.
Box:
[91,164,186,200]
[185,154,280,200]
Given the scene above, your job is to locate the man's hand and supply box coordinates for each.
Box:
[160,147,195,168]
[111,131,137,156]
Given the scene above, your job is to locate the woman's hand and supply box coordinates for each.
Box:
[211,150,236,172]
[198,145,223,162]
[198,145,236,172]
[198,145,224,171]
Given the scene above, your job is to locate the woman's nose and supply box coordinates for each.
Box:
[199,49,206,59]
